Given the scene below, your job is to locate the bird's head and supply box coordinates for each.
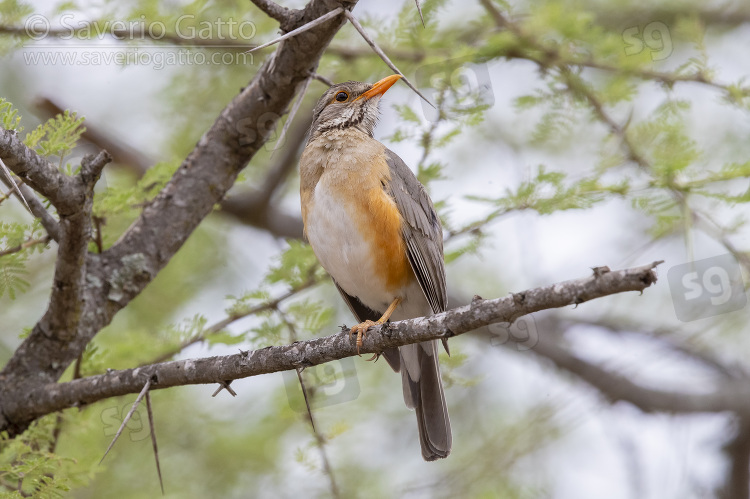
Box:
[308,74,402,142]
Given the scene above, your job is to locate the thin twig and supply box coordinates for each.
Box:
[99,378,152,465]
[0,235,51,258]
[145,278,319,365]
[310,72,334,87]
[145,392,164,495]
[281,309,341,499]
[343,10,435,108]
[247,8,344,53]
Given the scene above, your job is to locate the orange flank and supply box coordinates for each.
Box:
[354,186,413,292]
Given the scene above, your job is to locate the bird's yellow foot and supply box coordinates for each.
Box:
[350,320,378,355]
[348,297,402,356]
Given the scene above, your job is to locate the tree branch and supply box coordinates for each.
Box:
[722,418,750,499]
[0,234,51,258]
[249,0,297,26]
[529,328,750,416]
[0,261,660,432]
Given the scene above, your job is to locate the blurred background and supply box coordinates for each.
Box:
[1,0,749,497]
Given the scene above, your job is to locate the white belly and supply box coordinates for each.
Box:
[305,180,394,312]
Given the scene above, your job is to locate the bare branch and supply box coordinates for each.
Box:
[45,152,108,336]
[343,10,435,108]
[528,327,750,415]
[0,261,661,429]
[310,72,335,87]
[721,419,750,499]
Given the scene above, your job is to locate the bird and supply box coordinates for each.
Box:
[299,74,451,461]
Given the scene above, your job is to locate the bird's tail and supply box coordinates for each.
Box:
[394,340,452,460]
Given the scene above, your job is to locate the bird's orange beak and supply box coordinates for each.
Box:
[359,74,402,100]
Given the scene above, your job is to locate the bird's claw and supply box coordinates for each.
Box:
[350,320,377,355]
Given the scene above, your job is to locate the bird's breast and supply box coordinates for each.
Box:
[300,131,413,311]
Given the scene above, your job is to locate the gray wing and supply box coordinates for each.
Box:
[384,149,447,314]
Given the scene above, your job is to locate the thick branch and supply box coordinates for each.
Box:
[530,332,750,415]
[0,261,660,431]
[41,151,108,337]
[722,418,750,499]
[249,0,298,26]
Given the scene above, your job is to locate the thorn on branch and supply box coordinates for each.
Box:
[211,380,237,397]
[100,378,152,465]
[144,392,164,495]
[0,158,30,212]
[414,0,425,27]
[247,7,344,53]
[471,295,484,308]
[592,265,611,277]
[343,10,436,109]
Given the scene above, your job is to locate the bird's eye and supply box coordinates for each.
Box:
[335,91,348,102]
